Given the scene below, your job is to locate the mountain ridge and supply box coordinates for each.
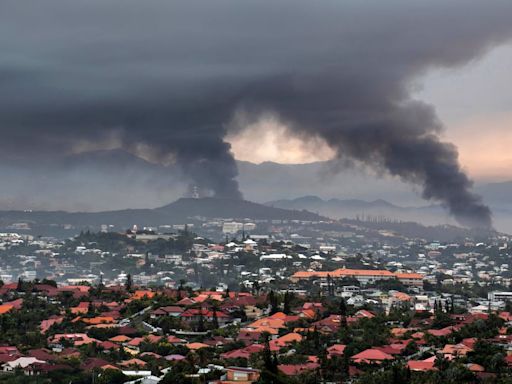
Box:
[266,195,451,226]
[0,197,326,230]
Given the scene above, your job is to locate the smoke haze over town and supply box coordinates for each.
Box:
[1,1,512,229]
[4,3,512,383]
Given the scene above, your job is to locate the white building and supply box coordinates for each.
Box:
[222,222,244,234]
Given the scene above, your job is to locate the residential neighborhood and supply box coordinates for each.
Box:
[0,224,511,383]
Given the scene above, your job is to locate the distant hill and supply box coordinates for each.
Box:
[0,149,511,231]
[0,197,325,232]
[266,196,452,226]
[1,149,511,213]
[157,198,323,221]
[0,196,499,241]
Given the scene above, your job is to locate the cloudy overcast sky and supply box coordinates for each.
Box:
[230,42,512,182]
[418,43,512,182]
[1,0,512,226]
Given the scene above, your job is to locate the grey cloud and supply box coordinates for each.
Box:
[1,0,512,226]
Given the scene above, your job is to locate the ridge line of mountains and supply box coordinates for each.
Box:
[0,198,324,228]
[0,149,511,232]
[0,197,501,242]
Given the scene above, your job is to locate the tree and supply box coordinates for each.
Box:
[41,278,57,288]
[125,273,133,292]
[283,291,293,315]
[160,360,196,384]
[403,341,418,356]
[253,281,261,296]
[16,277,24,292]
[327,274,334,297]
[469,340,506,373]
[96,368,127,384]
[261,332,278,375]
[444,299,451,313]
[88,301,95,315]
[197,308,205,332]
[268,290,279,315]
[339,298,348,317]
[211,302,220,329]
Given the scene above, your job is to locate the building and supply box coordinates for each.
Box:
[210,367,260,383]
[489,291,512,302]
[222,222,244,235]
[290,268,423,287]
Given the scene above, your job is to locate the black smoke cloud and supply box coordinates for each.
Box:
[1,1,512,227]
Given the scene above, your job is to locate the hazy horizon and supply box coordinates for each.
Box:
[2,1,512,229]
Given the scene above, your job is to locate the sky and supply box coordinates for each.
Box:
[418,43,512,182]
[1,1,512,227]
[230,42,512,182]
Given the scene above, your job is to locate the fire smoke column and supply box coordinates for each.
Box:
[1,0,512,221]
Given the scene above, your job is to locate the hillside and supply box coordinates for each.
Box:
[157,198,323,221]
[0,198,325,233]
[266,196,452,226]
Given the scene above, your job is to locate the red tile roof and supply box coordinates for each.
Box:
[278,362,320,376]
[407,360,437,372]
[351,348,394,363]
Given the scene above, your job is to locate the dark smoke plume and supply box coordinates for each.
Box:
[1,1,512,226]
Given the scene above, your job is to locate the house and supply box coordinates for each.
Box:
[165,354,186,362]
[167,335,187,345]
[27,349,57,362]
[49,333,98,347]
[269,333,302,351]
[186,342,209,350]
[299,309,317,320]
[180,308,231,326]
[312,314,341,333]
[505,355,512,367]
[109,335,132,344]
[278,362,320,376]
[427,326,455,337]
[351,349,394,364]
[327,344,346,358]
[3,298,23,310]
[244,305,263,320]
[3,357,46,375]
[210,366,260,383]
[81,358,111,371]
[354,309,376,319]
[0,304,14,315]
[268,312,300,324]
[246,317,286,331]
[125,375,161,384]
[132,290,155,300]
[237,330,263,345]
[40,316,64,333]
[81,316,115,325]
[119,358,147,368]
[441,343,473,359]
[407,360,437,372]
[145,335,163,344]
[99,341,120,350]
[221,344,265,360]
[177,297,196,306]
[150,305,183,318]
[70,302,89,315]
[395,273,424,287]
[466,363,485,372]
[0,347,20,357]
[291,268,419,286]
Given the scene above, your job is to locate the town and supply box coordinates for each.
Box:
[0,218,511,383]
[2,1,512,382]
